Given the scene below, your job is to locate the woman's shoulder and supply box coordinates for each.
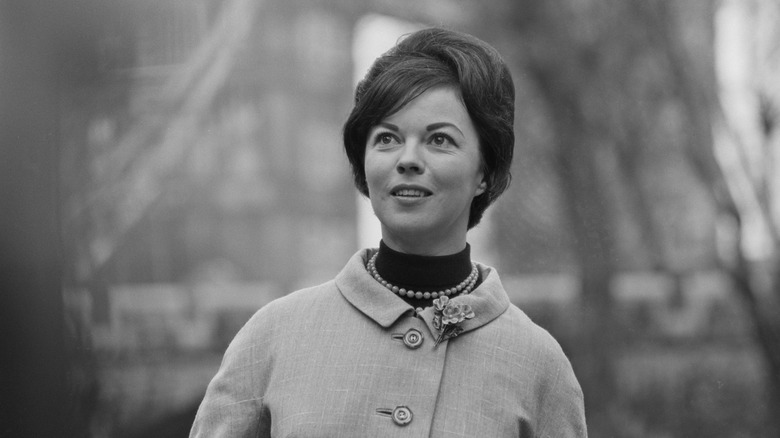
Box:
[485,301,572,366]
[473,267,561,351]
[233,250,372,342]
[230,279,341,338]
[476,267,568,356]
[275,279,341,307]
[483,303,582,394]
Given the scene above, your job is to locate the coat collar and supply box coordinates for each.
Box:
[335,249,510,336]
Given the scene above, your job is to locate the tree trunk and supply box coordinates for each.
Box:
[662,0,780,431]
[547,88,620,436]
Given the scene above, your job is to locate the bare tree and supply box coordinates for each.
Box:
[693,1,780,435]
[631,0,780,435]
[504,2,644,434]
[499,0,780,435]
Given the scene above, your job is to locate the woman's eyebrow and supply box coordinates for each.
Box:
[376,122,399,131]
[426,122,464,136]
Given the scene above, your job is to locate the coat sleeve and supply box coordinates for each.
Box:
[190,307,275,438]
[534,346,588,438]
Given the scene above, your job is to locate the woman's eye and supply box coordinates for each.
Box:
[376,133,396,145]
[431,134,452,146]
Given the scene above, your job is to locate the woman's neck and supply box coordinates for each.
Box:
[374,240,472,291]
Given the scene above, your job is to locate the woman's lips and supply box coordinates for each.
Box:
[392,188,432,197]
[390,184,433,198]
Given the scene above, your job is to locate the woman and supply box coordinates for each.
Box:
[191,28,587,437]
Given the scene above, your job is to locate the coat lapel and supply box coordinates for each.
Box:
[335,249,413,328]
[336,249,511,338]
[417,264,510,336]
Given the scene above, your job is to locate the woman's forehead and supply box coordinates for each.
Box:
[379,85,465,120]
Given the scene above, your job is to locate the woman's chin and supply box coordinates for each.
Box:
[382,220,436,238]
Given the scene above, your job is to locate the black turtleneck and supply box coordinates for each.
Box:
[373,240,480,309]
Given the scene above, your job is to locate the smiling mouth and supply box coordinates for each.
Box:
[392,189,432,198]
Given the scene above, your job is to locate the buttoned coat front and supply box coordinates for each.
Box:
[191,249,587,437]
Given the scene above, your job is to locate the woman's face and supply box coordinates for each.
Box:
[364,86,485,255]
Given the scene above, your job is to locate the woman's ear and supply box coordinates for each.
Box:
[476,180,487,196]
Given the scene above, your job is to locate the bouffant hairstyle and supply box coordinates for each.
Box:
[343,27,515,229]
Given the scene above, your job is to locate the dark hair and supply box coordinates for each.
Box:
[343,27,515,229]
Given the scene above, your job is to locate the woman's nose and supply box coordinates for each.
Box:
[396,143,425,174]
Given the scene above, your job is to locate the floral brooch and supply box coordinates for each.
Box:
[432,296,475,346]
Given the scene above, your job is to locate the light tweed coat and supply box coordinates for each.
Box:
[191,249,587,437]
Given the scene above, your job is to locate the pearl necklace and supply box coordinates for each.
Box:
[367,251,479,300]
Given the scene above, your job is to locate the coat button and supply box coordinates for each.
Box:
[403,328,423,349]
[392,406,413,426]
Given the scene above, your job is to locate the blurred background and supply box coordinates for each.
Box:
[2,0,780,436]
